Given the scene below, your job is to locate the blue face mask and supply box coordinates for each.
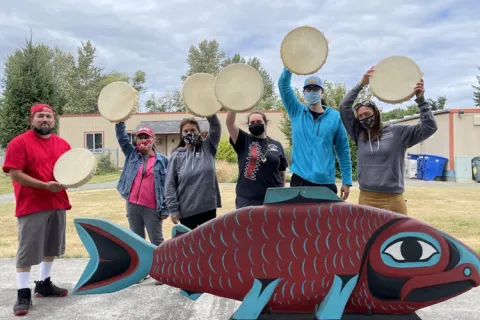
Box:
[304,91,321,105]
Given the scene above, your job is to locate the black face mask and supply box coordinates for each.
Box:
[33,126,52,135]
[359,115,375,129]
[182,132,200,145]
[248,124,265,136]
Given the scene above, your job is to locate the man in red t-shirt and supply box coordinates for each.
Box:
[2,103,72,316]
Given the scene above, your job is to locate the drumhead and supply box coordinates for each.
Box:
[182,73,223,117]
[369,56,423,104]
[280,26,329,75]
[98,81,139,122]
[54,148,97,188]
[214,63,264,112]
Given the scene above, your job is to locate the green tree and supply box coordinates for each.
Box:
[181,39,226,80]
[0,36,60,148]
[63,41,147,114]
[181,40,277,111]
[427,95,447,111]
[473,66,480,108]
[144,89,185,112]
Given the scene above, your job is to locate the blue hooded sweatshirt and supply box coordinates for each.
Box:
[278,67,353,186]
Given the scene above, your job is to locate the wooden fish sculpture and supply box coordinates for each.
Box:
[72,187,480,320]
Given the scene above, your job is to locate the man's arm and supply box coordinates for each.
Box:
[334,122,353,187]
[9,169,48,189]
[278,67,303,118]
[115,122,135,156]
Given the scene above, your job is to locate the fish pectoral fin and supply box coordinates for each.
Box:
[172,224,192,238]
[315,274,359,320]
[180,289,203,301]
[232,278,281,320]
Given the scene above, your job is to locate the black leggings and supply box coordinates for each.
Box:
[180,209,217,230]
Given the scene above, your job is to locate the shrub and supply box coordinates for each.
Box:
[216,139,237,163]
[96,151,117,175]
[216,160,238,183]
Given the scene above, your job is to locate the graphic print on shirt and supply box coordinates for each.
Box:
[243,141,261,180]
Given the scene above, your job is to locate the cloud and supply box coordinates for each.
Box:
[0,0,479,110]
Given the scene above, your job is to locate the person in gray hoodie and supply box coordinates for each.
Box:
[339,66,438,215]
[164,114,222,230]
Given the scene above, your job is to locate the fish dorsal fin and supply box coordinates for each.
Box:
[172,224,192,238]
[263,187,343,205]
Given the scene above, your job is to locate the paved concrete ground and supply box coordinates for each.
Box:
[0,259,478,319]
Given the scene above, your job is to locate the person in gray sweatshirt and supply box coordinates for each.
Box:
[339,66,438,215]
[164,114,222,230]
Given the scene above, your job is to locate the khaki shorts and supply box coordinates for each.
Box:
[16,210,66,268]
[358,190,408,215]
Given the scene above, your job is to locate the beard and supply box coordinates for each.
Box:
[33,123,52,135]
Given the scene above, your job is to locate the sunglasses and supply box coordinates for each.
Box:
[354,100,376,110]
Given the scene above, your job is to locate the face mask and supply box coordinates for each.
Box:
[136,138,153,152]
[248,124,265,136]
[360,115,376,129]
[304,91,321,105]
[182,132,200,145]
[33,126,52,135]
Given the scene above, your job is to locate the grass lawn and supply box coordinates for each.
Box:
[0,184,479,258]
[0,171,122,195]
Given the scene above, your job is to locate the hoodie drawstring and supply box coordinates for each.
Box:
[367,130,380,153]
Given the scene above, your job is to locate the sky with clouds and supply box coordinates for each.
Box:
[1,0,479,111]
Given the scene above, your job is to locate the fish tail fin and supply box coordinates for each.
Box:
[172,224,192,238]
[71,218,156,295]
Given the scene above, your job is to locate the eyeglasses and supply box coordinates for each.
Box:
[354,100,376,110]
[304,86,321,92]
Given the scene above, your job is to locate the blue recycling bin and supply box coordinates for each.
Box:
[408,153,419,160]
[416,155,425,179]
[421,154,448,181]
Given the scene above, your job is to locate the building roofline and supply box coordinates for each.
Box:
[385,108,480,124]
[58,110,284,118]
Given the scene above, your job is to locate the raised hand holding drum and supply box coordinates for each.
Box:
[214,63,264,112]
[182,73,223,117]
[54,148,97,188]
[98,81,139,123]
[369,56,423,104]
[280,26,329,75]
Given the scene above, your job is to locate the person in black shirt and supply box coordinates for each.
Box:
[226,111,288,209]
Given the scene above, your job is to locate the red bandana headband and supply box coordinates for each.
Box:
[30,104,54,116]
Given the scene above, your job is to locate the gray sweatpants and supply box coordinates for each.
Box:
[126,202,164,246]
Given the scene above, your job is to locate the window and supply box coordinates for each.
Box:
[85,133,103,152]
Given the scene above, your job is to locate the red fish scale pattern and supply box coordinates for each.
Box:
[149,202,398,313]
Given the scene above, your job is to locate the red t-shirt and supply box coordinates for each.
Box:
[2,130,72,217]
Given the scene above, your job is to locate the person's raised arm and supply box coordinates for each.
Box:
[226,111,240,144]
[204,114,221,155]
[339,66,375,144]
[398,80,438,148]
[278,67,303,118]
[115,122,135,156]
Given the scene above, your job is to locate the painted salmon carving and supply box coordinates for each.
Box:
[72,187,480,320]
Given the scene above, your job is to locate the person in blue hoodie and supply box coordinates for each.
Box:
[278,67,353,200]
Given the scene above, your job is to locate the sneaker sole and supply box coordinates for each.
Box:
[34,290,68,298]
[14,310,29,316]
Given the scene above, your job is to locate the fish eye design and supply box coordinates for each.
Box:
[380,232,442,268]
